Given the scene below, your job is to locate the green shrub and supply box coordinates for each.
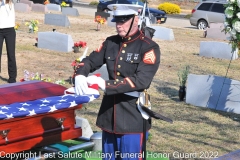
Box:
[158,2,181,14]
[89,1,99,5]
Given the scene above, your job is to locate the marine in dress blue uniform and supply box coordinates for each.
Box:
[74,4,161,160]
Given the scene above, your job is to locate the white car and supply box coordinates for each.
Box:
[189,0,226,30]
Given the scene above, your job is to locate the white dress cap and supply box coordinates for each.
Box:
[107,4,143,16]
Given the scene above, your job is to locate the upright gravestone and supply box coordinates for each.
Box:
[32,3,48,13]
[20,0,33,7]
[107,15,115,27]
[199,41,238,60]
[46,3,61,12]
[38,32,74,52]
[186,74,240,114]
[14,3,31,13]
[44,13,70,27]
[61,7,79,16]
[150,26,175,41]
[206,23,229,40]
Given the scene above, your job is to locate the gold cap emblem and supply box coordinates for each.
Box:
[113,6,117,10]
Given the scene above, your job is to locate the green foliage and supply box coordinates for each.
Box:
[184,14,192,19]
[89,1,99,5]
[158,2,181,14]
[178,65,190,86]
[148,132,152,142]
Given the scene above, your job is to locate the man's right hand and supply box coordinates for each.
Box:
[74,75,88,95]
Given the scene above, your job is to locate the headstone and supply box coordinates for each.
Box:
[46,3,61,12]
[186,74,240,114]
[95,12,110,20]
[38,32,74,52]
[199,41,238,60]
[62,7,79,16]
[20,0,33,7]
[14,3,31,12]
[214,150,240,160]
[44,13,70,27]
[150,26,175,41]
[75,117,93,139]
[206,23,229,40]
[107,15,115,27]
[31,3,48,13]
[89,64,109,80]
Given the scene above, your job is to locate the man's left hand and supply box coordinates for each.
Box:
[86,75,106,91]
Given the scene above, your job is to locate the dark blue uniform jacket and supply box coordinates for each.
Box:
[74,30,161,134]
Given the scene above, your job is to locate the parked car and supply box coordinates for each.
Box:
[97,0,167,24]
[189,0,226,30]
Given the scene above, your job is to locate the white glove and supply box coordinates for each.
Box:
[86,75,106,91]
[74,75,88,95]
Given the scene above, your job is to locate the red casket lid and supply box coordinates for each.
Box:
[0,80,67,105]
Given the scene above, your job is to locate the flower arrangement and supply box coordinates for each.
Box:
[71,58,81,69]
[20,70,66,85]
[25,20,39,33]
[74,41,87,49]
[20,70,51,82]
[223,0,240,50]
[44,0,49,5]
[178,65,190,87]
[95,15,106,25]
[14,23,20,30]
[60,1,69,7]
[95,16,106,31]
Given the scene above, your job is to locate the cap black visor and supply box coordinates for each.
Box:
[111,15,135,23]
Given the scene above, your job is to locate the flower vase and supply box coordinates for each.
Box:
[29,29,34,33]
[178,86,186,101]
[96,23,101,31]
[73,47,80,53]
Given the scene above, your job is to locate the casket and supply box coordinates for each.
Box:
[0,81,83,155]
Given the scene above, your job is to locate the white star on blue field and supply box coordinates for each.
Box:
[0,94,99,120]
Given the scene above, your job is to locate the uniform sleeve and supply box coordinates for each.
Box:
[104,43,161,95]
[73,40,107,78]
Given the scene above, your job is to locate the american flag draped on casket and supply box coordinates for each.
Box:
[0,80,100,155]
[0,94,99,120]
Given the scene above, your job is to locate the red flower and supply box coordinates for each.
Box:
[19,78,25,82]
[74,41,87,48]
[71,60,77,66]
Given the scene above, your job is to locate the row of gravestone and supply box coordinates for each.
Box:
[40,15,236,60]
[15,0,79,16]
[201,23,238,60]
[16,2,235,61]
[185,23,240,115]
